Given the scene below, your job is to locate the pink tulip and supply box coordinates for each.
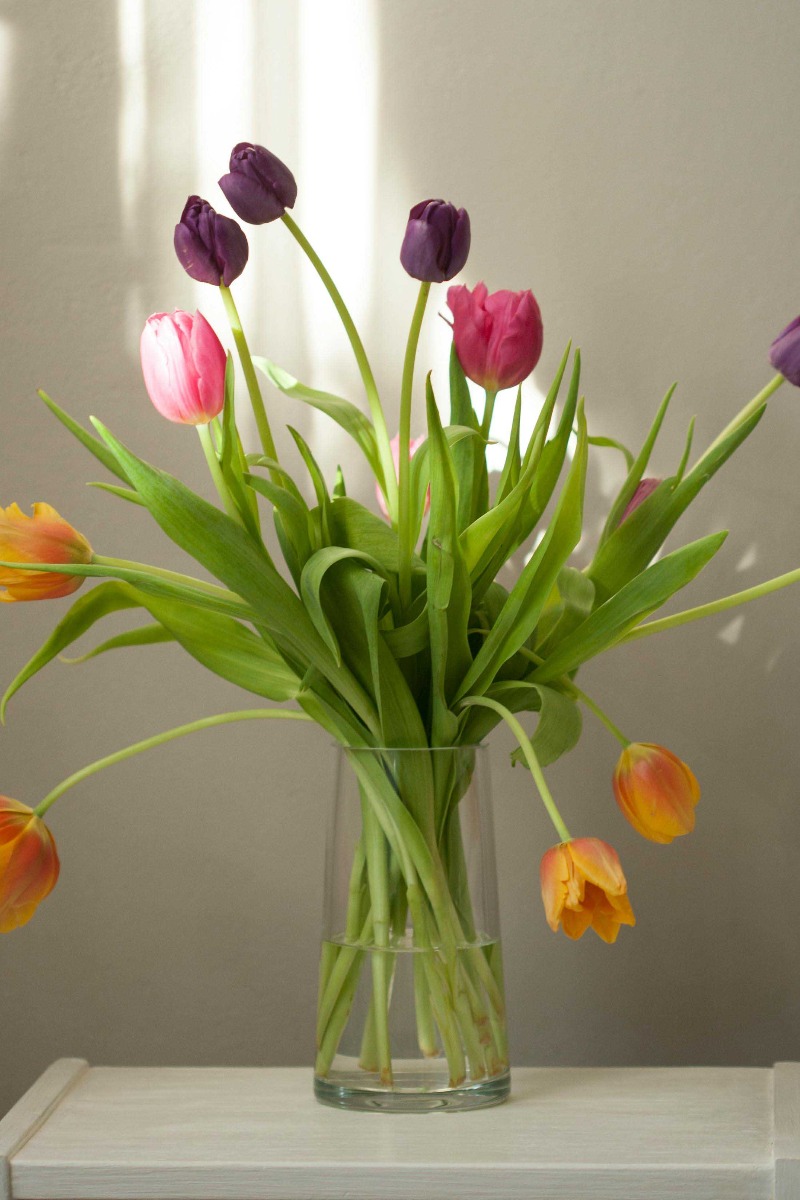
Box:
[376,434,429,520]
[447,283,543,392]
[140,310,227,425]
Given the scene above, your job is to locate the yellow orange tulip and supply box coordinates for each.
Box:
[0,502,92,601]
[613,742,699,844]
[540,837,635,944]
[0,796,60,932]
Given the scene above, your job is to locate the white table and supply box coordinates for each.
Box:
[1,1059,798,1199]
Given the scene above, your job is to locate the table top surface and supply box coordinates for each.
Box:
[2,1061,798,1200]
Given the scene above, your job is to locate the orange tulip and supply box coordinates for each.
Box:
[0,502,92,601]
[613,742,699,844]
[540,837,635,943]
[0,796,60,932]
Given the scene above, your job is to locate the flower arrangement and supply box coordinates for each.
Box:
[1,140,799,1099]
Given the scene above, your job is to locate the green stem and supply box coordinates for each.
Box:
[34,709,310,818]
[460,695,571,841]
[280,213,396,517]
[361,795,393,1085]
[619,566,800,643]
[398,281,431,607]
[693,372,784,470]
[218,285,278,462]
[480,389,498,439]
[569,683,630,746]
[197,424,242,524]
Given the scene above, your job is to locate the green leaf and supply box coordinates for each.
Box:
[254,357,384,485]
[90,419,378,732]
[301,547,390,663]
[62,623,175,662]
[454,402,588,701]
[495,388,522,502]
[244,473,314,583]
[86,482,146,507]
[587,434,635,470]
[588,405,764,604]
[461,348,579,586]
[448,345,488,528]
[535,530,728,682]
[218,355,261,538]
[1,581,141,721]
[328,496,423,577]
[535,565,596,654]
[510,684,582,768]
[39,391,131,484]
[599,382,676,544]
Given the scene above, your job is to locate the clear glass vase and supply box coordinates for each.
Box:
[314,745,510,1112]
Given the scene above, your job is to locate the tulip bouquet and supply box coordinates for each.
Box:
[2,140,800,1102]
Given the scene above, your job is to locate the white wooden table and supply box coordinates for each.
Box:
[1,1059,798,1199]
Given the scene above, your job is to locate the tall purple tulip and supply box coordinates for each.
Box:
[769,316,800,387]
[219,142,297,225]
[173,196,248,287]
[400,199,470,283]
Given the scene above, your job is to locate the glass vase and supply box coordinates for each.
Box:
[314,744,510,1112]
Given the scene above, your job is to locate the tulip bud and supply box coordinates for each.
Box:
[141,310,227,426]
[400,199,470,283]
[769,315,800,386]
[219,142,297,225]
[376,434,429,520]
[540,837,635,943]
[613,742,699,844]
[0,503,92,602]
[619,477,662,525]
[174,196,248,287]
[0,796,60,932]
[447,283,543,392]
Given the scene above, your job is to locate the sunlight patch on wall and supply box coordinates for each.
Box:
[297,0,378,403]
[117,0,146,345]
[194,0,256,361]
[0,19,15,150]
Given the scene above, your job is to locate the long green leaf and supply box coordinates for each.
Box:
[301,547,390,663]
[599,382,676,544]
[535,531,728,682]
[588,405,764,603]
[90,420,379,734]
[253,357,384,485]
[2,581,141,721]
[39,391,131,484]
[454,402,588,701]
[63,623,174,662]
[509,684,582,768]
[425,375,473,744]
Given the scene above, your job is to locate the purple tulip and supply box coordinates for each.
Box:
[219,142,298,225]
[769,315,800,387]
[620,478,662,525]
[173,196,249,287]
[400,199,470,283]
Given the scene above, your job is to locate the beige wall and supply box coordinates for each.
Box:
[2,0,800,1115]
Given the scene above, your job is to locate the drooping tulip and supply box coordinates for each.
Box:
[173,196,248,287]
[376,434,429,520]
[447,283,543,392]
[400,199,470,283]
[0,796,60,932]
[140,310,227,426]
[619,477,662,525]
[769,315,800,386]
[219,142,297,225]
[540,837,635,943]
[0,503,92,602]
[613,742,699,844]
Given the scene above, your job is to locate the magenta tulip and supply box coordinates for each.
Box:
[140,311,227,425]
[447,283,543,391]
[620,477,662,525]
